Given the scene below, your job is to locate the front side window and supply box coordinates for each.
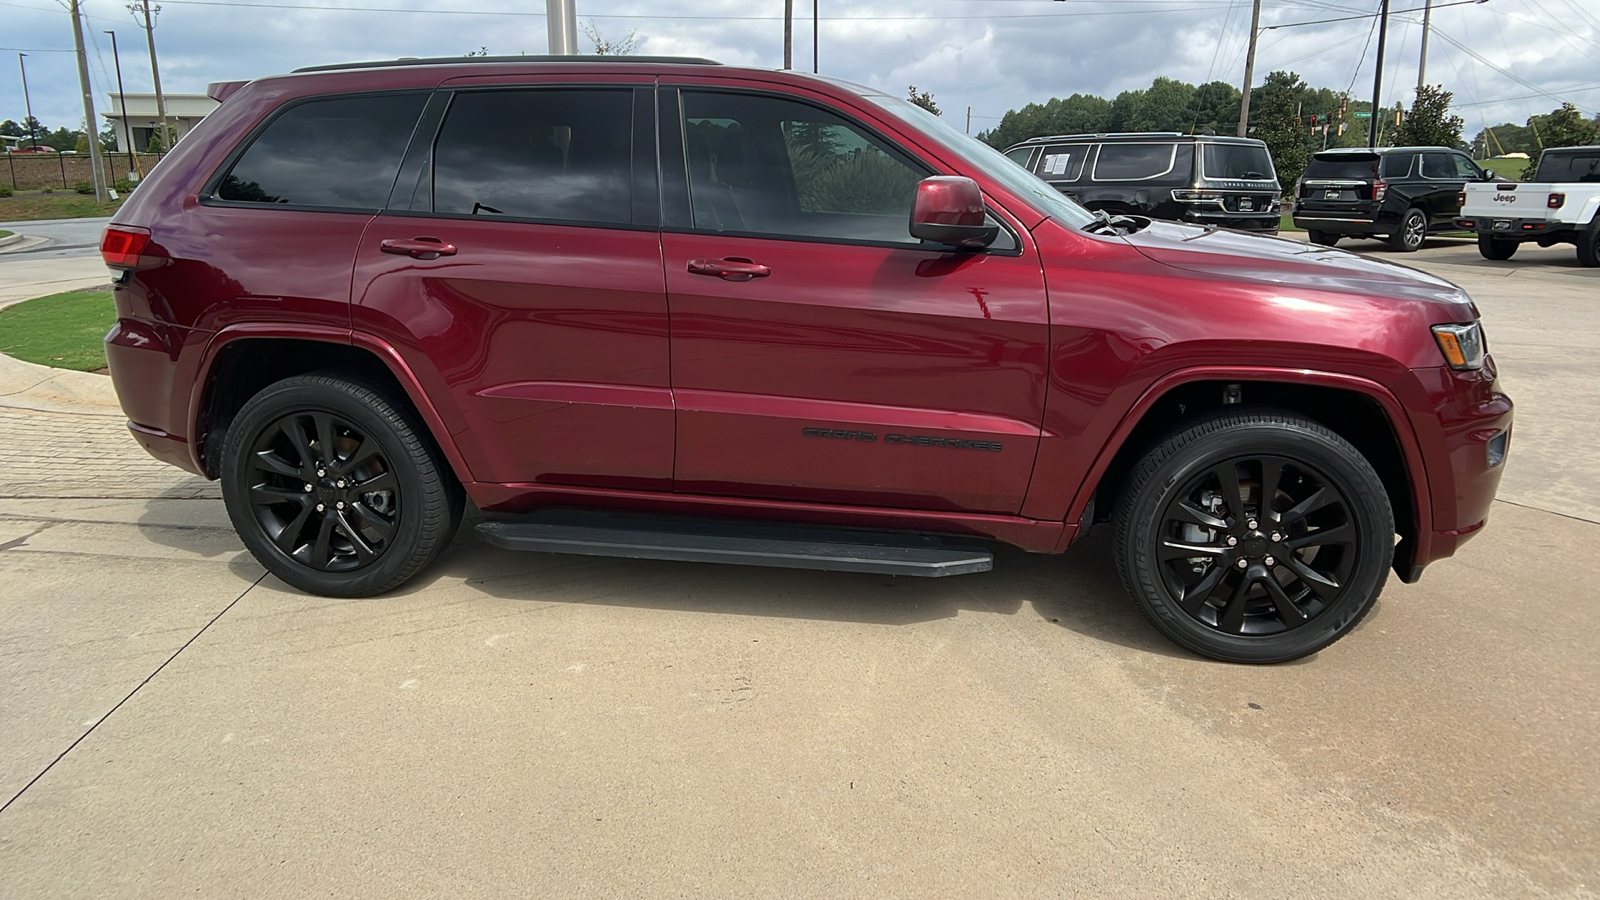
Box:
[1421,152,1454,179]
[1450,154,1481,179]
[432,89,633,224]
[217,92,428,209]
[681,91,926,243]
[1092,143,1180,181]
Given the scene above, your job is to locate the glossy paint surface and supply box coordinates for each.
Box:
[103,59,1511,571]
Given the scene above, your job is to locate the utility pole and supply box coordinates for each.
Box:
[783,0,793,69]
[1369,0,1390,147]
[105,31,137,179]
[18,54,39,150]
[130,1,170,153]
[966,106,971,134]
[545,0,576,54]
[813,0,818,72]
[71,0,109,201]
[1416,0,1432,92]
[1236,0,1261,136]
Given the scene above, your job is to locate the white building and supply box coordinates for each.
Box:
[103,93,220,153]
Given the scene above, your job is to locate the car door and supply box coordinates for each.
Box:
[1448,153,1487,217]
[1419,151,1463,228]
[658,86,1050,514]
[351,84,674,491]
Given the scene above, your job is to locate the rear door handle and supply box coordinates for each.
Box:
[380,237,457,260]
[687,257,771,281]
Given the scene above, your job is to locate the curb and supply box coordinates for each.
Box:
[0,232,22,249]
[0,349,122,416]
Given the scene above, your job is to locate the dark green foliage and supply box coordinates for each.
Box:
[1395,85,1465,149]
[1524,104,1600,182]
[908,86,941,117]
[73,180,95,195]
[1253,72,1309,189]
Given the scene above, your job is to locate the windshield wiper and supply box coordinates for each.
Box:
[1083,209,1146,236]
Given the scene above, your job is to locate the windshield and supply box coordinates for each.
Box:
[866,93,1097,228]
[1536,151,1600,183]
[1201,143,1276,180]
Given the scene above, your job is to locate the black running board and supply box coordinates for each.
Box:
[474,509,992,577]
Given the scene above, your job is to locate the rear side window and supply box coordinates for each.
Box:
[432,89,633,224]
[1305,155,1380,179]
[1092,143,1185,181]
[217,93,427,209]
[1037,145,1088,181]
[1379,153,1414,178]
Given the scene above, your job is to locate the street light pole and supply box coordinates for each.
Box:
[70,0,109,201]
[813,0,818,72]
[132,0,170,153]
[1416,0,1432,92]
[104,31,138,179]
[18,54,39,150]
[1369,0,1390,147]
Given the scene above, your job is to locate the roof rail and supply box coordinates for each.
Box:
[293,55,722,74]
[1028,131,1187,142]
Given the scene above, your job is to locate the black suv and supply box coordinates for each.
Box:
[1293,146,1495,251]
[1002,133,1281,233]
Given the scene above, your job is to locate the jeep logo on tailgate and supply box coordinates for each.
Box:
[1493,194,1517,203]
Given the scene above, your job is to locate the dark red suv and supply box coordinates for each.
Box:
[102,57,1511,663]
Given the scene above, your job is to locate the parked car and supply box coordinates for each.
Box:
[1455,145,1600,267]
[1294,146,1494,251]
[1001,132,1282,233]
[101,56,1511,663]
[7,145,58,154]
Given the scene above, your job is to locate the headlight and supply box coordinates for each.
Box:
[1432,322,1486,370]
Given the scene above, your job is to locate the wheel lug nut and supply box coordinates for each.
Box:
[1226,536,1238,546]
[304,483,314,492]
[1247,519,1258,530]
[1270,532,1282,542]
[1237,558,1249,569]
[317,468,327,477]
[315,503,325,512]
[1264,555,1276,566]
[336,501,345,510]
[336,479,346,488]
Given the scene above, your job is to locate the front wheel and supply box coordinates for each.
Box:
[1387,208,1427,252]
[1578,217,1600,268]
[221,374,464,597]
[1478,235,1518,260]
[1113,410,1394,663]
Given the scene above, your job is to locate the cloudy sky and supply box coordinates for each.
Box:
[3,0,1596,140]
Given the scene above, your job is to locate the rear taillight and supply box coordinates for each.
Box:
[1548,193,1566,209]
[1373,179,1388,202]
[100,225,151,268]
[1457,191,1466,206]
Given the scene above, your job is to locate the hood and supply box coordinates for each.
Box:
[1117,220,1479,319]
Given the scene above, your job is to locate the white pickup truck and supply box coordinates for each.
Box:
[1455,145,1600,267]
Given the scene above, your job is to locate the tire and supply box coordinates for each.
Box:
[1578,217,1600,268]
[1112,409,1394,664]
[1307,230,1339,247]
[1387,207,1427,252]
[220,373,464,597]
[1477,235,1518,261]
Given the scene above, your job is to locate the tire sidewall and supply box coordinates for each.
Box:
[221,379,434,596]
[1119,418,1393,663]
[1394,208,1425,252]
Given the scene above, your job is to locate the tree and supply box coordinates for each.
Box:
[463,46,489,57]
[1187,81,1242,135]
[1525,103,1600,180]
[1395,85,1465,149]
[145,123,177,153]
[977,93,1111,148]
[40,126,83,151]
[99,121,119,152]
[1254,71,1309,189]
[0,119,23,137]
[908,86,941,117]
[582,20,638,55]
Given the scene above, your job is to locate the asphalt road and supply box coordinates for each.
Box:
[0,217,112,262]
[0,234,1595,897]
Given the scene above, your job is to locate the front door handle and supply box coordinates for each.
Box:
[687,257,771,281]
[380,237,457,260]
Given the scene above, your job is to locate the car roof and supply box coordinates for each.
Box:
[1313,146,1457,157]
[1009,132,1267,148]
[292,54,722,74]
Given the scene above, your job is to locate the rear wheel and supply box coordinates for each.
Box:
[1113,410,1394,663]
[1387,208,1427,252]
[1307,230,1339,247]
[1477,235,1518,261]
[221,374,464,597]
[1578,217,1600,268]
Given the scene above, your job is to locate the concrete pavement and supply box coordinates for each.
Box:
[0,243,1596,897]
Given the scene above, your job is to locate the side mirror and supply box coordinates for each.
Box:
[1483,169,1496,180]
[909,176,998,249]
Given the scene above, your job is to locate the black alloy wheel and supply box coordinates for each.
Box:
[246,410,398,573]
[1114,410,1393,663]
[1153,455,1355,636]
[221,374,463,597]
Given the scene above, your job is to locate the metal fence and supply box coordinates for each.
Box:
[4,152,169,192]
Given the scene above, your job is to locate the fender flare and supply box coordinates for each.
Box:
[185,324,475,485]
[1056,365,1433,565]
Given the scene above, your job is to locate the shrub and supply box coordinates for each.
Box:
[112,178,137,193]
[41,186,54,194]
[0,184,13,198]
[73,180,95,195]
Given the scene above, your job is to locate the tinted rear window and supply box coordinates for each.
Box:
[1537,152,1600,183]
[1092,143,1188,181]
[1200,143,1275,180]
[1380,153,1415,178]
[432,89,633,224]
[1303,155,1380,179]
[217,93,427,208]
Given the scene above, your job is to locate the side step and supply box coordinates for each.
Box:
[474,509,992,577]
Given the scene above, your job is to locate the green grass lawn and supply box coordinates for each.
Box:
[0,229,12,239]
[1279,213,1301,232]
[0,192,124,223]
[0,288,116,371]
